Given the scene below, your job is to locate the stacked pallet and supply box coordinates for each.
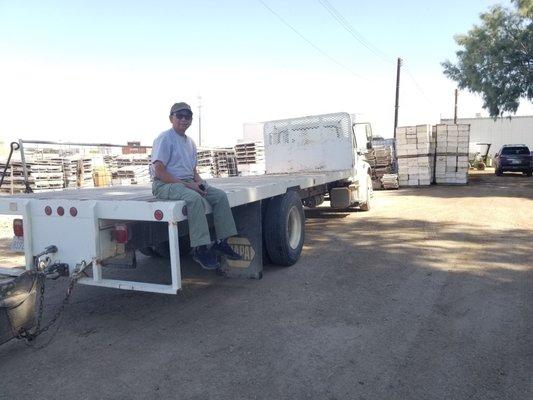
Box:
[0,161,33,193]
[0,160,65,193]
[374,146,395,189]
[103,155,119,175]
[113,165,150,185]
[234,141,265,165]
[381,174,399,189]
[396,125,435,187]
[31,161,65,190]
[63,157,94,188]
[93,166,112,187]
[197,148,239,177]
[234,141,265,176]
[434,124,470,184]
[115,154,151,168]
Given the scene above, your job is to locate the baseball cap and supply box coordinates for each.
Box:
[170,102,192,115]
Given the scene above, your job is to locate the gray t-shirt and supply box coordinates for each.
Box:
[150,128,197,180]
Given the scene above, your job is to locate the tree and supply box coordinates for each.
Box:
[442,2,532,117]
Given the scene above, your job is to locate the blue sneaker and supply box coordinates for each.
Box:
[192,246,220,270]
[212,239,242,260]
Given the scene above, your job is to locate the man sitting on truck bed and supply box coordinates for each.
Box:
[150,102,241,270]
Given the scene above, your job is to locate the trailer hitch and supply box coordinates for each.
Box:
[43,263,69,280]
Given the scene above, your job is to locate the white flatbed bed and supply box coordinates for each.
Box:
[2,170,352,208]
[0,170,355,294]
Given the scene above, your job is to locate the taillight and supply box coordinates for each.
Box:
[13,219,23,237]
[45,206,52,216]
[70,207,78,217]
[57,207,65,216]
[113,224,129,244]
[154,210,163,220]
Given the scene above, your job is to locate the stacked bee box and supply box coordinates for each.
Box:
[197,148,239,177]
[234,141,265,175]
[396,125,435,187]
[434,124,470,184]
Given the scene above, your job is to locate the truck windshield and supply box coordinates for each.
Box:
[501,147,530,155]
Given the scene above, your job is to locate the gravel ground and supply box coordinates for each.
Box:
[0,170,531,400]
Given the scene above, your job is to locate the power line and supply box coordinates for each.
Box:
[402,61,435,107]
[257,0,367,81]
[317,0,394,64]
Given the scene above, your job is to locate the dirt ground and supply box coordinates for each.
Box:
[0,170,531,400]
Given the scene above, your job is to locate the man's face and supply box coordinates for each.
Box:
[170,110,193,134]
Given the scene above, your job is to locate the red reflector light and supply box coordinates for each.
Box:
[70,207,78,217]
[57,207,65,216]
[13,219,23,237]
[45,206,52,216]
[154,210,164,220]
[113,224,129,244]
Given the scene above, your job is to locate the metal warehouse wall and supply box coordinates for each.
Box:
[441,116,533,156]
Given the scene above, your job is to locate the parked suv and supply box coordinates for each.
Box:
[493,144,532,176]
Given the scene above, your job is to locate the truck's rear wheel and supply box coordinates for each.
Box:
[264,191,305,266]
[139,247,157,257]
[145,237,191,259]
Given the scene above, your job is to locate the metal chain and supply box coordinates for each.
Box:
[19,261,87,345]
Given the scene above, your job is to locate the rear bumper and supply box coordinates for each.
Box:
[500,165,531,172]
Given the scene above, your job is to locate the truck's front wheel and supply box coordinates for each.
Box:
[264,191,305,266]
[359,174,373,211]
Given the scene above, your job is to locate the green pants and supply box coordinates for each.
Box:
[152,180,238,247]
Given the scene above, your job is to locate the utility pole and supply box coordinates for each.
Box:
[393,57,402,140]
[454,89,458,124]
[198,95,202,147]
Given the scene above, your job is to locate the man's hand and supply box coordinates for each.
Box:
[186,181,207,196]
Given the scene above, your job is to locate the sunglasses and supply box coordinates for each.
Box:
[173,112,193,121]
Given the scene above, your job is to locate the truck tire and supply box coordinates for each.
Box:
[153,237,191,259]
[264,191,305,266]
[139,247,157,257]
[359,174,372,211]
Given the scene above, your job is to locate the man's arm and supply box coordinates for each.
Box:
[193,168,203,184]
[153,161,206,195]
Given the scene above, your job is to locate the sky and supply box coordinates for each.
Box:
[1,0,531,149]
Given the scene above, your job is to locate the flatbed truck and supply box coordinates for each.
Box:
[0,112,373,295]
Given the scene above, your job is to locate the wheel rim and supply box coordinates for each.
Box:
[287,206,302,249]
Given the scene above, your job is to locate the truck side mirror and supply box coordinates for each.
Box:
[367,141,372,150]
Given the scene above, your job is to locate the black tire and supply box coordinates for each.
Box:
[496,168,503,176]
[526,169,532,177]
[359,174,372,211]
[264,191,305,266]
[139,247,157,257]
[153,237,191,259]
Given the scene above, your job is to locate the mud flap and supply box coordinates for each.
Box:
[222,201,263,279]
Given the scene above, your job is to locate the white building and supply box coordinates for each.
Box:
[441,115,533,156]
